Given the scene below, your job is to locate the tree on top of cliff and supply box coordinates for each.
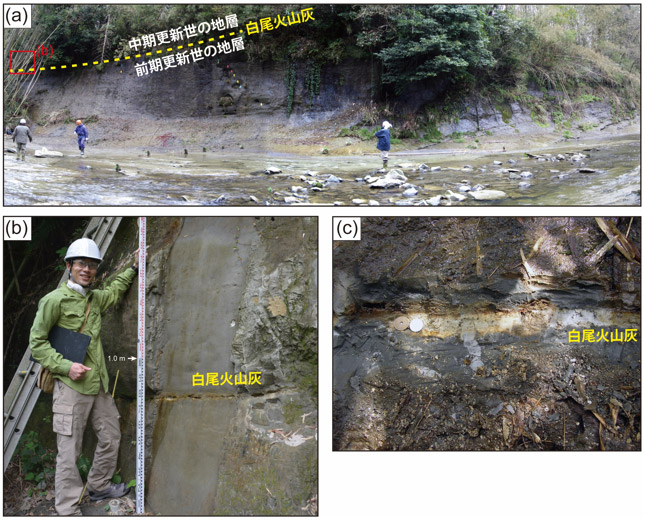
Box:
[370,5,496,92]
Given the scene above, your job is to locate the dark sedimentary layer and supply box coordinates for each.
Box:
[334,217,640,451]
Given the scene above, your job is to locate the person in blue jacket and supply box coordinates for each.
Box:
[374,121,392,170]
[74,119,89,157]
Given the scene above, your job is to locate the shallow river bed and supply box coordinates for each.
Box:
[3,133,639,205]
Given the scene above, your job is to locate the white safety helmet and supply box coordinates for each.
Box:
[382,121,392,129]
[20,119,26,124]
[64,238,102,262]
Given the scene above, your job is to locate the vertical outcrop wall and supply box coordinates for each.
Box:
[97,216,317,514]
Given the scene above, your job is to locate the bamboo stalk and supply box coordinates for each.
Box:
[4,252,29,303]
[4,6,69,119]
[595,217,640,263]
[625,217,633,238]
[78,482,87,505]
[112,369,120,398]
[7,243,21,296]
[101,14,110,63]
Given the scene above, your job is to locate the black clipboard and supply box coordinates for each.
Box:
[48,326,91,363]
[31,326,91,364]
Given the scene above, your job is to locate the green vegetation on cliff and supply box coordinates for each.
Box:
[4,4,640,125]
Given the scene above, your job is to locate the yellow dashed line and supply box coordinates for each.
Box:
[10,30,246,76]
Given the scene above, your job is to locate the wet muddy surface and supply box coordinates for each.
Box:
[3,134,639,205]
[333,217,641,450]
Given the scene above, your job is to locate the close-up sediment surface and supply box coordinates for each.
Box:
[333,217,640,450]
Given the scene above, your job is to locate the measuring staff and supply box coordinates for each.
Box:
[29,238,143,516]
[136,217,146,515]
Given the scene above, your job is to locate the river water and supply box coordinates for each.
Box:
[3,133,639,205]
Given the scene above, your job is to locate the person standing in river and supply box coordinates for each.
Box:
[12,118,33,161]
[375,121,392,170]
[74,119,89,157]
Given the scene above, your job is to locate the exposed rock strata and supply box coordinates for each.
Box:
[334,217,640,451]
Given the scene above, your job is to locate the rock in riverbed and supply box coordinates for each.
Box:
[369,170,408,189]
[467,189,508,201]
[35,147,63,157]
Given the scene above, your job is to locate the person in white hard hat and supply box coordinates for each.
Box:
[12,118,33,161]
[29,237,144,515]
[374,121,392,170]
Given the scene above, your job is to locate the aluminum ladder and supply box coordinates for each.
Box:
[3,217,122,472]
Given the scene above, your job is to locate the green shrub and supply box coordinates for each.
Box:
[337,126,375,141]
[530,109,550,128]
[358,128,374,141]
[578,122,596,131]
[577,93,601,103]
[284,62,297,117]
[421,120,443,142]
[16,431,55,484]
[77,454,91,480]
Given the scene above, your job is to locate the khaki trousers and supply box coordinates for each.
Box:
[52,380,121,515]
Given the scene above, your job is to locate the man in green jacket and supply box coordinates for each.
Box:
[29,238,141,515]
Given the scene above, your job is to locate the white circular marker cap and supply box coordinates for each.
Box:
[409,318,423,332]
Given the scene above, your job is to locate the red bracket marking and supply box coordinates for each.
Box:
[9,50,36,75]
